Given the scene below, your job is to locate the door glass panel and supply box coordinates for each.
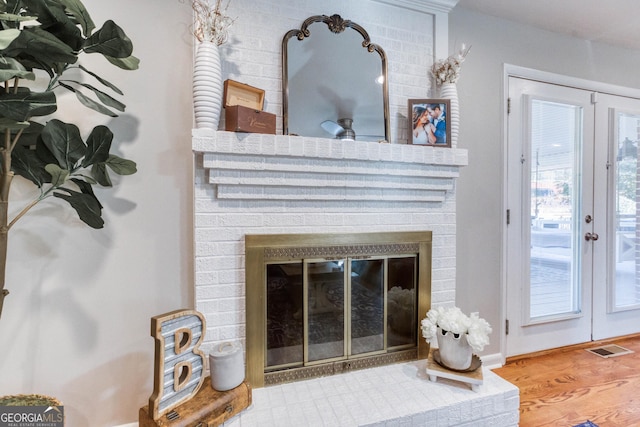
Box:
[529,99,583,320]
[614,111,640,309]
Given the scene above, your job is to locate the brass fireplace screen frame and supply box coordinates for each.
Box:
[245,231,432,387]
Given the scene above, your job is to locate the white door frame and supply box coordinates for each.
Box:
[500,65,640,364]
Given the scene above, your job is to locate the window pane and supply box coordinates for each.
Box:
[529,99,583,319]
[614,112,640,309]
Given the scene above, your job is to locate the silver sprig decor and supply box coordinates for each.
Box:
[190,0,235,45]
[431,44,472,85]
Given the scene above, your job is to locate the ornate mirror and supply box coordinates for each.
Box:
[282,14,390,142]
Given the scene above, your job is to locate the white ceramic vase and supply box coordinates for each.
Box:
[439,82,459,147]
[193,41,223,129]
[436,326,472,370]
[209,341,245,391]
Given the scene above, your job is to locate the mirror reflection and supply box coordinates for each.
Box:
[282,14,389,142]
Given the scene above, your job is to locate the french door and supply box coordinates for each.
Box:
[506,76,640,356]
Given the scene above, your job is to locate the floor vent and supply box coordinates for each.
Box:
[586,344,634,358]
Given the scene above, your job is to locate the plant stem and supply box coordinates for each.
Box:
[47,65,69,91]
[0,128,11,319]
[0,212,7,319]
[8,197,43,230]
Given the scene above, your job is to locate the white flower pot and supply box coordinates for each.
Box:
[439,82,459,147]
[193,41,223,129]
[436,326,472,370]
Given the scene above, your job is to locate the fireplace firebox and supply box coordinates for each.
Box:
[245,231,432,387]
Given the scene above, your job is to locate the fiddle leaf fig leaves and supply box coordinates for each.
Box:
[20,0,83,51]
[45,163,69,187]
[105,154,136,175]
[58,81,119,117]
[89,153,137,187]
[105,54,140,71]
[78,65,123,95]
[82,125,112,167]
[1,26,78,65]
[53,188,104,229]
[91,162,111,187]
[11,145,49,187]
[74,82,125,112]
[83,20,133,58]
[0,88,57,121]
[0,29,20,49]
[0,118,30,131]
[0,57,36,81]
[0,0,138,234]
[58,0,95,36]
[40,119,85,169]
[70,177,102,208]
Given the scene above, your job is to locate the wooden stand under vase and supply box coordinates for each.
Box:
[426,348,483,391]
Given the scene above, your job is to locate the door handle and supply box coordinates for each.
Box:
[585,232,599,241]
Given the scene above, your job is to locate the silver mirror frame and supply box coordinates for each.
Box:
[282,14,390,142]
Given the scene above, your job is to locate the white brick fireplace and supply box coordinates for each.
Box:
[192,131,519,426]
[189,0,519,425]
[193,129,467,354]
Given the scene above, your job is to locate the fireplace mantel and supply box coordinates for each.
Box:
[193,130,468,204]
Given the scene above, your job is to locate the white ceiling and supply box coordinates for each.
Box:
[455,0,640,51]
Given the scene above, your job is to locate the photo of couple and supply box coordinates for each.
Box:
[409,100,450,147]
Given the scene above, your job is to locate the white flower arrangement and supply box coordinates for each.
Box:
[431,44,471,85]
[188,0,235,45]
[421,306,492,353]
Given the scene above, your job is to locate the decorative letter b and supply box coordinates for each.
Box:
[148,309,206,419]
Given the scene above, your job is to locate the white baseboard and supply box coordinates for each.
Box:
[480,352,505,370]
[113,423,137,427]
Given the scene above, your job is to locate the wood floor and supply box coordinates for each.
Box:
[492,335,640,427]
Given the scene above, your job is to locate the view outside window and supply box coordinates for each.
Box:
[614,112,640,309]
[529,99,582,319]
[529,101,640,319]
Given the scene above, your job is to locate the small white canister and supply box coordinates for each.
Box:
[209,341,244,391]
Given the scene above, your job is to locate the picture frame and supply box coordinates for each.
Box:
[408,99,451,147]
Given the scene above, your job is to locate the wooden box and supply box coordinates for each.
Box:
[225,105,276,134]
[223,79,275,134]
[139,377,251,427]
[223,79,264,110]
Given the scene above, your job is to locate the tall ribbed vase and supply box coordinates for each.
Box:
[193,41,223,129]
[439,82,459,147]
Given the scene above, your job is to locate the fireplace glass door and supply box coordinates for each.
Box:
[265,255,417,372]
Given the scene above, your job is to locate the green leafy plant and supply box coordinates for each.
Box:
[0,0,139,318]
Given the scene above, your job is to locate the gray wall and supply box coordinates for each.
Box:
[0,1,194,426]
[451,6,640,356]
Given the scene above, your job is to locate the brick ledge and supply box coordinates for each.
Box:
[193,131,467,203]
